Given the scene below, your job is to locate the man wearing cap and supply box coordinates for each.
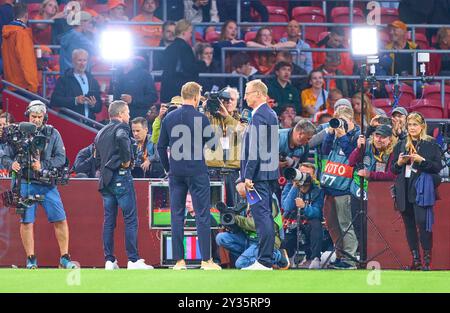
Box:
[391,106,408,140]
[348,124,397,241]
[59,9,94,73]
[112,56,158,120]
[381,20,417,76]
[151,96,182,145]
[1,100,77,269]
[106,0,128,22]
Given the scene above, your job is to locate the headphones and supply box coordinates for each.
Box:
[24,100,48,123]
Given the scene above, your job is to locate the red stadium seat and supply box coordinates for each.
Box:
[385,83,416,108]
[205,30,220,43]
[267,6,289,42]
[291,7,326,44]
[408,32,429,49]
[423,84,450,105]
[28,3,41,17]
[330,7,365,24]
[371,98,393,114]
[244,31,257,42]
[195,31,204,43]
[260,0,289,12]
[379,8,399,24]
[409,99,445,118]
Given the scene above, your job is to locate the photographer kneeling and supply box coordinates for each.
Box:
[1,101,76,269]
[204,87,246,207]
[215,182,289,269]
[281,162,324,269]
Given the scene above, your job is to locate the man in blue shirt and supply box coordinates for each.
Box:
[158,81,221,271]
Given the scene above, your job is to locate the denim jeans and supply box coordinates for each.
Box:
[101,170,139,262]
[216,231,282,269]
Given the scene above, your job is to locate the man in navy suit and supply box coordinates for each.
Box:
[240,79,280,270]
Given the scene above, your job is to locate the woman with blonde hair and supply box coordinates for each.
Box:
[351,92,379,131]
[391,112,443,271]
[32,0,65,45]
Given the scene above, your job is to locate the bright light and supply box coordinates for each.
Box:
[351,28,378,56]
[100,30,132,61]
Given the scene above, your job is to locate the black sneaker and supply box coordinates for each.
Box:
[331,260,357,270]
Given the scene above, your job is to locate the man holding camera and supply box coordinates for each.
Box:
[204,87,245,207]
[320,105,360,269]
[281,162,324,269]
[95,100,153,270]
[216,182,289,269]
[1,100,77,269]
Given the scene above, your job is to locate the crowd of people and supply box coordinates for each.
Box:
[0,1,448,270]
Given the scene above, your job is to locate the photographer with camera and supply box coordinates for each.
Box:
[281,162,324,269]
[215,182,289,269]
[1,100,77,269]
[320,105,360,269]
[150,96,182,145]
[204,86,246,207]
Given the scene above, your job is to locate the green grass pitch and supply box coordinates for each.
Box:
[0,269,449,293]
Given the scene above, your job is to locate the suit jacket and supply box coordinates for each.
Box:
[241,103,279,182]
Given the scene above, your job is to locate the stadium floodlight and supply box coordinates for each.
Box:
[100,30,132,61]
[351,27,378,56]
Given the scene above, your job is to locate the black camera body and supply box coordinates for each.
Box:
[216,200,247,232]
[204,88,232,115]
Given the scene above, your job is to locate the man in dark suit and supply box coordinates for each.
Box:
[240,79,280,270]
[157,81,221,271]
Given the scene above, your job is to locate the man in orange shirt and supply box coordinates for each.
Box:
[2,3,38,93]
[132,0,162,47]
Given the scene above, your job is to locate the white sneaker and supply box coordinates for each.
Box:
[127,259,154,270]
[173,260,187,270]
[309,257,321,269]
[105,260,119,270]
[241,261,273,271]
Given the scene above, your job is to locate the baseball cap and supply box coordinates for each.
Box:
[374,124,393,137]
[391,106,408,116]
[334,98,352,110]
[389,20,407,32]
[108,0,127,10]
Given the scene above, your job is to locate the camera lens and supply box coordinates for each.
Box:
[329,118,342,129]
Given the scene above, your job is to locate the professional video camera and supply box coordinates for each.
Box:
[215,199,247,232]
[204,88,232,115]
[283,168,312,186]
[329,118,349,132]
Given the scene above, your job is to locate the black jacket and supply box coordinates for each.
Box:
[160,38,201,103]
[73,143,97,178]
[217,0,268,22]
[155,0,184,21]
[94,120,132,191]
[198,60,225,93]
[391,138,443,212]
[113,65,158,119]
[50,68,102,120]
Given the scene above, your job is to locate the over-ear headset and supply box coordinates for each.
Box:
[24,100,48,123]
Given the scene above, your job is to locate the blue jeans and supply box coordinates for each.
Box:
[101,170,139,262]
[216,231,282,269]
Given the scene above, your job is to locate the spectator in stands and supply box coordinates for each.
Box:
[59,11,95,74]
[317,113,332,126]
[31,0,65,45]
[278,105,296,129]
[105,0,129,22]
[160,19,201,103]
[381,20,417,76]
[50,49,102,119]
[314,27,354,76]
[391,106,408,141]
[155,0,184,21]
[184,0,219,25]
[132,0,162,47]
[279,20,313,74]
[301,70,328,119]
[112,56,158,120]
[73,143,99,178]
[131,117,164,178]
[2,3,39,93]
[212,20,246,68]
[321,105,360,270]
[267,61,301,116]
[429,27,450,76]
[247,27,296,75]
[351,92,378,131]
[391,112,443,271]
[281,162,324,269]
[75,0,99,18]
[319,53,354,98]
[313,88,344,124]
[226,52,259,91]
[274,51,308,95]
[194,42,224,92]
[216,0,268,23]
[153,20,176,70]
